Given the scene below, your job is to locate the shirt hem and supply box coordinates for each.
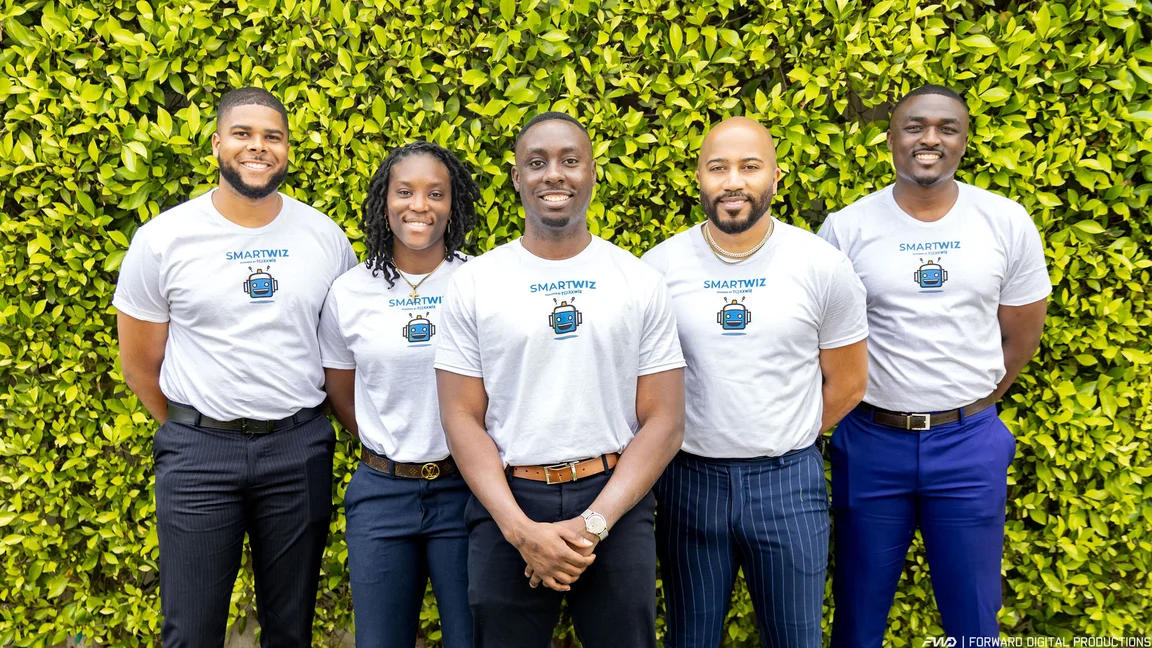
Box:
[432,362,483,378]
[637,360,687,377]
[112,300,170,324]
[817,330,869,350]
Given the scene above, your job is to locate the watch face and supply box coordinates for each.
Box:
[584,513,606,534]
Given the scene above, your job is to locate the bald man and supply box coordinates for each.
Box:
[642,116,869,648]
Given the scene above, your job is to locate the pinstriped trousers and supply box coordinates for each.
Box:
[655,445,830,648]
[153,411,335,648]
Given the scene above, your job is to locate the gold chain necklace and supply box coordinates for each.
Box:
[396,258,447,299]
[702,218,775,264]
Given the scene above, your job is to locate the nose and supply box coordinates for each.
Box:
[721,167,745,192]
[410,193,428,211]
[919,127,942,147]
[543,160,564,184]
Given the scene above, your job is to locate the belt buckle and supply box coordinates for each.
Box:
[544,461,579,485]
[420,462,441,480]
[907,414,931,431]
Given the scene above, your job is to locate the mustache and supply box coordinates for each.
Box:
[714,191,752,205]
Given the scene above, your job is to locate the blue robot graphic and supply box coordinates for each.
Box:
[914,258,948,289]
[717,298,751,331]
[403,314,435,343]
[243,267,278,299]
[549,299,582,335]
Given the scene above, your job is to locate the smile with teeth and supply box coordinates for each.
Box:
[914,151,942,161]
[241,160,272,170]
[541,193,571,204]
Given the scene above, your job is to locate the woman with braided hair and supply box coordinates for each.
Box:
[318,141,480,648]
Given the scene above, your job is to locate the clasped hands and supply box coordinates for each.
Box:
[512,516,600,592]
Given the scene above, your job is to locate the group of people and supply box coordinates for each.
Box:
[114,82,1050,648]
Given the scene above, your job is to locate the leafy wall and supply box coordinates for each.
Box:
[1,0,1150,645]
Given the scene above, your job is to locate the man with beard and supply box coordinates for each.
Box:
[434,112,686,647]
[115,87,356,646]
[641,116,868,647]
[818,85,1050,645]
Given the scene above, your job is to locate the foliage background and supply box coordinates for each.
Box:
[2,0,1151,644]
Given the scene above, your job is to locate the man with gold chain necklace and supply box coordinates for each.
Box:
[642,116,869,648]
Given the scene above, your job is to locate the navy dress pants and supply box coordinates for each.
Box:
[830,405,1015,647]
[465,471,659,648]
[344,459,473,648]
[153,411,335,648]
[655,445,830,648]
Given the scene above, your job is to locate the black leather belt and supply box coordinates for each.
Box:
[166,402,324,434]
[857,394,997,431]
[360,447,456,480]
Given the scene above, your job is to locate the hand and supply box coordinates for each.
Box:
[524,517,600,590]
[511,520,596,592]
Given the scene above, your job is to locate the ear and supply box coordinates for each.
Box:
[211,132,220,157]
[771,166,782,194]
[511,164,520,192]
[886,128,894,152]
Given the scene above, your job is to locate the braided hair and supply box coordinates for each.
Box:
[362,141,480,288]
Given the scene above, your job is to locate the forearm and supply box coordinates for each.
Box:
[820,379,866,432]
[589,412,683,528]
[329,400,358,438]
[123,369,168,424]
[993,337,1042,400]
[444,414,532,543]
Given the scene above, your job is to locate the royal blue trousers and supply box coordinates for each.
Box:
[655,445,830,648]
[829,405,1016,647]
[344,459,473,648]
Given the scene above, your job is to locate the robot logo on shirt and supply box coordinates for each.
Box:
[403,313,436,345]
[914,258,948,292]
[243,267,279,299]
[717,297,751,334]
[549,298,582,339]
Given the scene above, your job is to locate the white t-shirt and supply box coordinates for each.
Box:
[433,237,686,467]
[318,257,469,463]
[113,190,357,420]
[643,221,868,458]
[818,182,1051,412]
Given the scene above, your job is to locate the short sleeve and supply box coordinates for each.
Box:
[637,278,686,376]
[433,270,483,378]
[317,287,355,369]
[818,256,869,349]
[1000,212,1051,306]
[338,236,358,274]
[112,225,170,323]
[640,244,669,276]
[816,213,841,250]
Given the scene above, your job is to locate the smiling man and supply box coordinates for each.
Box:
[642,116,868,648]
[818,85,1051,645]
[434,112,686,647]
[114,87,356,646]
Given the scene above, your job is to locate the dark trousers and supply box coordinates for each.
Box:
[465,471,658,648]
[830,406,1014,647]
[153,411,335,648]
[345,460,473,648]
[655,446,830,648]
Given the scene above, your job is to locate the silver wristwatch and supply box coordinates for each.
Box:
[581,509,609,541]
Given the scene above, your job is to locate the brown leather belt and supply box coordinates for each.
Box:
[507,453,619,485]
[858,394,997,431]
[360,447,456,480]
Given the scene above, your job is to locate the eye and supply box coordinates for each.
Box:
[710,166,726,173]
[396,189,411,197]
[564,157,580,165]
[429,191,444,199]
[743,164,760,171]
[528,159,546,168]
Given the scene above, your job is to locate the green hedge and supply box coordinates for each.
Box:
[2,0,1150,645]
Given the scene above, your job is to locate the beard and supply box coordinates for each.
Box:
[217,156,287,200]
[539,215,572,229]
[701,186,775,235]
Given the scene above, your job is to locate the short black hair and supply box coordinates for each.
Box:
[362,141,480,288]
[514,112,589,153]
[216,87,289,131]
[891,84,968,118]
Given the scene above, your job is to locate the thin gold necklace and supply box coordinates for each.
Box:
[703,219,775,264]
[396,258,447,299]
